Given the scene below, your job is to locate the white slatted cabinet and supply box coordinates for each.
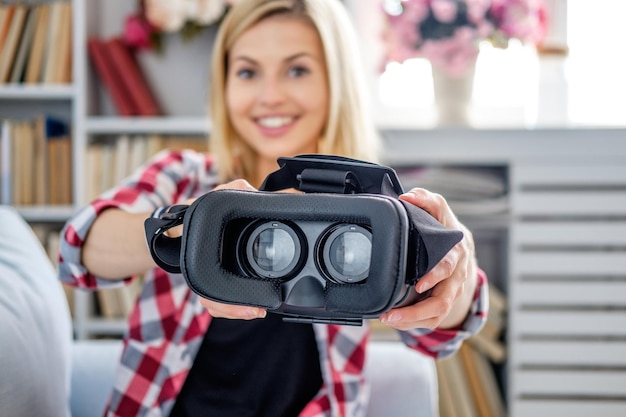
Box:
[509,162,626,416]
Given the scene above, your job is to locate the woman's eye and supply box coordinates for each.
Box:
[236,68,255,79]
[288,66,310,78]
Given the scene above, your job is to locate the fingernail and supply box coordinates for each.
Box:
[246,308,264,319]
[384,312,401,323]
[416,281,429,294]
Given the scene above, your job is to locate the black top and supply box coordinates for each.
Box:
[169,312,323,417]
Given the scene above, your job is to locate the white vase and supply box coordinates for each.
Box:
[431,58,476,127]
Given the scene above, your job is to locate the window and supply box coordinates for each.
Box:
[348,0,626,128]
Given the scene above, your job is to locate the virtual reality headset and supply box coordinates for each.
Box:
[145,155,462,326]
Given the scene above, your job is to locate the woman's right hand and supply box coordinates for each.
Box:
[183,178,258,206]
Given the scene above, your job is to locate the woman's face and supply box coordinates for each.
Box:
[226,15,330,171]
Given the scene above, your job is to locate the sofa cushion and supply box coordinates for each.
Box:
[365,341,438,417]
[0,206,73,417]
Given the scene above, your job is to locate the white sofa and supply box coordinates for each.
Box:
[0,206,438,417]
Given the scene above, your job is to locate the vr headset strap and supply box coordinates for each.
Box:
[260,154,404,196]
[144,205,188,274]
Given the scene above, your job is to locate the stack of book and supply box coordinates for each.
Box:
[87,36,163,116]
[0,1,72,84]
[437,285,508,417]
[0,115,71,206]
[85,134,208,202]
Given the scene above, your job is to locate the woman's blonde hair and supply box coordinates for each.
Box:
[210,0,380,183]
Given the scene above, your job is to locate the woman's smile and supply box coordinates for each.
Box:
[255,115,299,137]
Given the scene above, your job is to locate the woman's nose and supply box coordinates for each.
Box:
[258,77,286,106]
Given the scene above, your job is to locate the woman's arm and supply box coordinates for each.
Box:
[82,208,156,280]
[58,149,217,289]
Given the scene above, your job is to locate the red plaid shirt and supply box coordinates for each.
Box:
[59,150,488,417]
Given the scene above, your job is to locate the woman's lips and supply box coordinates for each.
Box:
[255,116,297,137]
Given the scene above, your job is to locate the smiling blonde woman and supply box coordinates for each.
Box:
[58,1,488,416]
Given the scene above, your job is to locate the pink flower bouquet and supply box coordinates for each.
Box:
[381,0,549,77]
[123,0,238,51]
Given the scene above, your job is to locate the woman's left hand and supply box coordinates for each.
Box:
[379,188,478,331]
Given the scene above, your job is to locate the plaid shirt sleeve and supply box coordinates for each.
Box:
[399,267,489,358]
[58,149,217,289]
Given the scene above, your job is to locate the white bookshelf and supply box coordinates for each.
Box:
[0,84,75,99]
[85,116,210,135]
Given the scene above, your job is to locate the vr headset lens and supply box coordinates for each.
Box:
[244,221,303,279]
[321,224,371,284]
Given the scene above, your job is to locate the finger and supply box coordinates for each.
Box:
[399,188,458,228]
[380,297,446,331]
[198,297,266,320]
[380,279,461,330]
[415,246,462,293]
[213,179,257,192]
[399,188,444,219]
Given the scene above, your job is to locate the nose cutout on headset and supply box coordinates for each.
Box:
[283,276,325,308]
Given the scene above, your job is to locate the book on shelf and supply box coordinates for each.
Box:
[24,3,51,84]
[437,353,479,417]
[459,343,508,417]
[0,3,28,83]
[436,357,459,417]
[85,134,208,199]
[0,120,11,203]
[44,116,71,205]
[129,134,149,172]
[48,134,72,205]
[41,1,63,83]
[33,115,48,205]
[87,37,136,116]
[43,1,72,84]
[0,1,71,84]
[0,115,71,206]
[0,4,17,51]
[84,142,102,203]
[9,5,38,83]
[10,121,32,205]
[88,36,163,116]
[113,134,131,184]
[106,37,162,116]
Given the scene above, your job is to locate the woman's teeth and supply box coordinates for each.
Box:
[258,116,294,128]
